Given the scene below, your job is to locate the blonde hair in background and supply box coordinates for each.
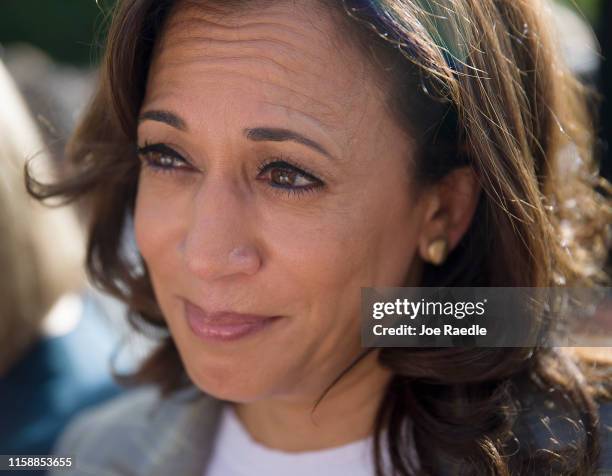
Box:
[0,60,85,375]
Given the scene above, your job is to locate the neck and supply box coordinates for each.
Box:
[233,350,392,452]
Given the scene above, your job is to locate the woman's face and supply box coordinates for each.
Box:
[135,0,430,402]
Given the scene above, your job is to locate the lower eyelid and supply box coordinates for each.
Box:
[258,170,322,191]
[268,185,320,199]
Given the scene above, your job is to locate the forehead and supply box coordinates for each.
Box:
[143,0,388,137]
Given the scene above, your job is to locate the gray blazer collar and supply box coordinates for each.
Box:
[139,386,225,476]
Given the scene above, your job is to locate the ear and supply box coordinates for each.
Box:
[417,167,481,262]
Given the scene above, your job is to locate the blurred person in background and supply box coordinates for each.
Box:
[0,59,122,457]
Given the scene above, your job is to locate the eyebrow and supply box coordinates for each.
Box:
[138,110,335,161]
[244,127,335,161]
[138,110,187,131]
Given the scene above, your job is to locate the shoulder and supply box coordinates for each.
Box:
[49,384,223,476]
[51,384,161,449]
[49,385,164,475]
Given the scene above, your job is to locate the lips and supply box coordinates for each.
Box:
[183,299,282,342]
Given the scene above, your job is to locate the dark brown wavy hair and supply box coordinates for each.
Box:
[27,0,612,474]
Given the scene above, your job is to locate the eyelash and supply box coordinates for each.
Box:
[136,142,325,198]
[137,142,191,174]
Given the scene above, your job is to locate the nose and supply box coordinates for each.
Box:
[179,177,262,281]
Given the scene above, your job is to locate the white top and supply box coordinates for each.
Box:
[205,404,417,476]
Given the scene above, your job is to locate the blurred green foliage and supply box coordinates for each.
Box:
[558,0,602,25]
[0,0,114,66]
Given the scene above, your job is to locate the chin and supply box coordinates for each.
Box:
[183,356,276,403]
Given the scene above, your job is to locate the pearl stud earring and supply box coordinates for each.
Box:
[426,238,448,265]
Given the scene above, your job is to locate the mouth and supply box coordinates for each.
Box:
[182,299,283,342]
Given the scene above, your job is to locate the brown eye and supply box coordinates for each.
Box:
[146,151,178,168]
[271,168,298,186]
[137,143,191,172]
[257,160,322,191]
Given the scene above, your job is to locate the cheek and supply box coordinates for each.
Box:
[133,176,186,278]
[274,187,420,294]
[259,180,421,350]
[133,182,163,265]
